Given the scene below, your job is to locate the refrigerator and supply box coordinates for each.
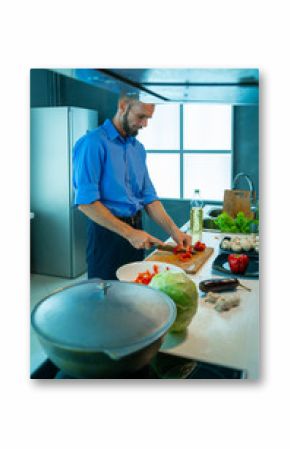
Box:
[30,106,98,278]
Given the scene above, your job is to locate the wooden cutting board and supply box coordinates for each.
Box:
[147,247,214,274]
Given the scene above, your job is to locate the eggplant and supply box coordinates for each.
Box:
[199,278,251,293]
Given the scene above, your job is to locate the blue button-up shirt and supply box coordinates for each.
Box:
[73,119,158,217]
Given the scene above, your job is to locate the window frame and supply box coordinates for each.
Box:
[145,104,234,201]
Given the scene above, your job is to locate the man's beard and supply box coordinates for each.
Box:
[122,108,138,137]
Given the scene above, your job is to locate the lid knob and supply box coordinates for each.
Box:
[96,281,111,298]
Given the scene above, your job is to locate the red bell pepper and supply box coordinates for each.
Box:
[178,251,193,261]
[173,244,196,261]
[194,241,206,251]
[134,266,159,284]
[173,245,195,254]
[228,254,249,274]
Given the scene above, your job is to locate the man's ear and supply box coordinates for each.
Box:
[119,99,127,113]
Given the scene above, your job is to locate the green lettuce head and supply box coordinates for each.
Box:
[149,272,198,332]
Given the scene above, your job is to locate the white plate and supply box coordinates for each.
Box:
[116,261,185,282]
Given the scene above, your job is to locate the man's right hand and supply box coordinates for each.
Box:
[127,229,165,250]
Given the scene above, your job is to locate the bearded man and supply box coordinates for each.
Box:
[73,93,191,279]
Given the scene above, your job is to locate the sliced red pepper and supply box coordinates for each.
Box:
[194,241,206,251]
[228,253,249,274]
[134,266,160,285]
[153,264,159,274]
[178,251,193,262]
[173,245,183,254]
[173,245,195,254]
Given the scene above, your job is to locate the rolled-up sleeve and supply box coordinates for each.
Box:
[142,162,159,205]
[72,134,103,205]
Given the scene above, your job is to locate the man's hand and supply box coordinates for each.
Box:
[144,201,192,251]
[170,228,192,251]
[127,229,165,250]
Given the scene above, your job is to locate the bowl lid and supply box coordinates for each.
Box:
[31,279,176,359]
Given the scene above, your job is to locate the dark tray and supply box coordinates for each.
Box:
[212,253,259,278]
[219,237,259,258]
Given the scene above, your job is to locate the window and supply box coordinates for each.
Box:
[183,104,232,150]
[138,104,180,150]
[138,103,232,201]
[146,153,180,198]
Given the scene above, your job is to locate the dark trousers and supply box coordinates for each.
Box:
[86,212,145,280]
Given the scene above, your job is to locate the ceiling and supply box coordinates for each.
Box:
[53,68,259,105]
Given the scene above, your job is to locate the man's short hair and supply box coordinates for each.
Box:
[119,91,140,104]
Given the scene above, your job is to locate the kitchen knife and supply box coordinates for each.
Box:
[155,244,196,254]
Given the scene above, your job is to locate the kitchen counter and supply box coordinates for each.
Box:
[158,223,259,380]
[30,222,259,379]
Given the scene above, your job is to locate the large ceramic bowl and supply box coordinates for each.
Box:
[116,261,185,282]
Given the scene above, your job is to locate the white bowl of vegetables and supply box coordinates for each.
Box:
[116,261,185,284]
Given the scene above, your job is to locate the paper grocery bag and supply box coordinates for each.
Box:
[223,189,254,218]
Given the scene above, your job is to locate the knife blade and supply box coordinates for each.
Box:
[155,244,196,254]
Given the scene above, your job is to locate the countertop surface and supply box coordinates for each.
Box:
[158,224,259,379]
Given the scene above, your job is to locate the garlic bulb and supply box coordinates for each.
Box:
[215,294,240,312]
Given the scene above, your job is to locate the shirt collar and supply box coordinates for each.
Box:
[103,119,135,144]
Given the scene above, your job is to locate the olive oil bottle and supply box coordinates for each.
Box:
[190,189,203,244]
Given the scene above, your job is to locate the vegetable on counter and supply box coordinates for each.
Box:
[173,245,194,255]
[221,235,259,253]
[172,244,198,262]
[228,254,249,274]
[178,252,193,262]
[214,295,240,313]
[203,291,241,312]
[149,272,198,332]
[175,241,206,261]
[199,278,251,293]
[214,211,259,234]
[193,241,206,251]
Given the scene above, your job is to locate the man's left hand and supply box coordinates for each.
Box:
[170,228,192,251]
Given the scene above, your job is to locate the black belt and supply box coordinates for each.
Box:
[117,210,142,227]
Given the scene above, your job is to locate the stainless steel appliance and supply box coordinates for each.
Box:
[30,106,98,277]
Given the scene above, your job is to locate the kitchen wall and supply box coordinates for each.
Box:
[233,106,259,199]
[30,69,118,124]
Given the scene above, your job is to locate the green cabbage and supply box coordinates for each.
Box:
[149,272,198,332]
